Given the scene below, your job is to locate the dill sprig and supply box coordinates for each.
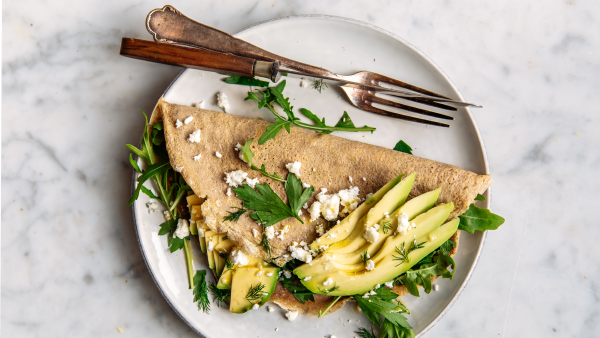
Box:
[382,220,393,234]
[311,79,328,93]
[245,283,266,305]
[208,282,231,308]
[355,327,377,338]
[361,250,369,267]
[260,231,272,256]
[393,240,426,266]
[318,284,340,294]
[192,270,210,313]
[223,207,248,222]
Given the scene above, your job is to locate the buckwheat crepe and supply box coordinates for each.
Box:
[149,98,491,267]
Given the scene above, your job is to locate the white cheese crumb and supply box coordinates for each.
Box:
[365,259,375,271]
[302,182,310,188]
[207,240,214,252]
[331,335,336,338]
[266,272,273,277]
[193,100,205,109]
[146,200,159,213]
[434,284,439,291]
[283,270,292,279]
[267,306,274,312]
[252,229,259,238]
[164,211,172,221]
[174,165,184,172]
[285,310,299,321]
[395,213,411,235]
[173,219,190,239]
[323,278,334,286]
[184,116,194,124]
[256,271,263,277]
[188,129,201,143]
[193,153,202,161]
[226,188,232,196]
[385,281,394,288]
[326,233,337,239]
[289,243,312,263]
[231,249,249,266]
[252,303,260,310]
[217,92,230,112]
[224,170,248,187]
[337,186,360,215]
[363,227,379,243]
[303,276,312,281]
[215,151,222,158]
[429,233,437,241]
[245,177,259,189]
[265,226,275,239]
[300,80,308,88]
[175,119,183,128]
[349,176,353,183]
[363,177,366,181]
[275,328,278,331]
[308,201,322,221]
[285,161,302,177]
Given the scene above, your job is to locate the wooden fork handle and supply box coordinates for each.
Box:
[146,5,336,77]
[120,37,257,76]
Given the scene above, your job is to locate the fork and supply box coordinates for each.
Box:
[145,5,479,127]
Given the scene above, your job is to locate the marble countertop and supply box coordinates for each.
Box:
[3,1,599,337]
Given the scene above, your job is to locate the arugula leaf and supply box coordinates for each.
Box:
[397,254,455,297]
[458,203,505,234]
[158,219,176,236]
[129,154,142,173]
[439,239,457,256]
[475,193,486,201]
[193,270,210,313]
[259,117,291,145]
[354,286,411,333]
[285,173,314,216]
[300,108,331,133]
[233,183,299,227]
[280,278,315,304]
[140,185,159,200]
[334,111,357,129]
[137,161,171,185]
[167,234,186,252]
[241,139,285,182]
[393,140,413,155]
[223,75,269,87]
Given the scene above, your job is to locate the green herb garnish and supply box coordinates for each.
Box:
[245,283,266,305]
[475,193,486,201]
[245,80,375,145]
[280,276,315,304]
[311,78,328,93]
[260,229,272,256]
[223,75,270,87]
[192,270,210,313]
[355,327,377,338]
[318,295,341,318]
[361,250,369,267]
[224,207,248,222]
[458,203,505,234]
[208,282,231,308]
[240,139,285,182]
[382,220,393,234]
[393,240,425,266]
[397,254,455,297]
[393,140,413,155]
[354,286,412,337]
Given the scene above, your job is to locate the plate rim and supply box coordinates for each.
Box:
[131,14,491,338]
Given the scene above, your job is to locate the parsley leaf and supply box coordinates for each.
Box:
[222,75,269,87]
[193,270,210,313]
[397,254,455,297]
[393,140,413,155]
[380,319,415,338]
[233,182,299,227]
[475,193,486,201]
[245,80,375,144]
[285,172,315,216]
[458,203,505,234]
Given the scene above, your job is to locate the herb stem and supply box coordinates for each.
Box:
[184,239,194,289]
[318,296,341,318]
[265,104,375,133]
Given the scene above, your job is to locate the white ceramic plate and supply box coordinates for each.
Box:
[132,15,490,338]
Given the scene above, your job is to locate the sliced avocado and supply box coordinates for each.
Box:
[213,234,227,276]
[217,269,233,289]
[197,223,209,253]
[186,194,204,207]
[214,238,234,256]
[205,230,217,270]
[309,173,405,251]
[230,266,279,313]
[331,188,441,265]
[189,221,198,236]
[217,247,268,289]
[323,173,416,255]
[295,201,452,278]
[300,217,459,296]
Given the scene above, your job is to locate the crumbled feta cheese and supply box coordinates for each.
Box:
[215,151,222,158]
[283,270,292,279]
[298,209,303,217]
[317,189,340,221]
[234,142,248,163]
[300,80,308,88]
[357,304,362,312]
[266,272,273,277]
[264,226,275,239]
[267,306,274,312]
[188,129,201,143]
[395,213,410,235]
[323,278,334,286]
[224,170,248,187]
[302,276,312,282]
[365,259,375,271]
[285,310,299,321]
[385,281,395,288]
[331,335,336,338]
[217,92,230,112]
[363,177,366,181]
[363,227,379,243]
[318,245,329,252]
[429,233,437,241]
[226,188,232,196]
[146,200,159,213]
[216,200,222,207]
[256,271,263,277]
[285,161,302,177]
[326,233,337,239]
[308,201,322,221]
[231,249,249,266]
[245,177,259,189]
[193,153,202,161]
[207,240,214,252]
[289,243,312,263]
[252,303,260,310]
[164,211,172,221]
[384,212,390,218]
[174,219,190,239]
[184,116,194,124]
[302,182,310,188]
[175,119,183,128]
[193,101,205,109]
[434,284,439,291]
[252,229,259,238]
[375,284,380,289]
[174,166,184,172]
[337,186,360,215]
[349,176,353,183]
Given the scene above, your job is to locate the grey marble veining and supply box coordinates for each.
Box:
[2,1,599,337]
